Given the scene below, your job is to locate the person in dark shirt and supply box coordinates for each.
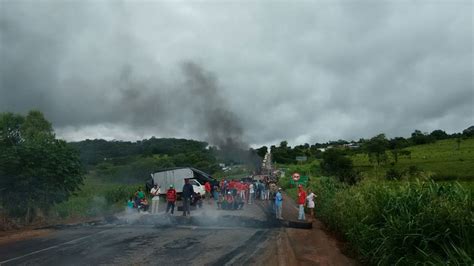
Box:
[234,194,244,210]
[182,178,194,216]
[193,192,203,208]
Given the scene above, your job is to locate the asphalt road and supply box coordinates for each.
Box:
[0,202,280,266]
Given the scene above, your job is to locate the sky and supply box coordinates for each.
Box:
[1,0,473,148]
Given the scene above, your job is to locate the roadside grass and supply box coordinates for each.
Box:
[352,138,474,180]
[321,177,473,264]
[50,176,141,220]
[284,177,474,265]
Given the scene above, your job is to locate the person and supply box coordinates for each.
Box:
[238,181,246,201]
[269,183,277,213]
[213,185,220,206]
[223,179,229,195]
[306,189,316,221]
[219,179,225,194]
[193,192,203,208]
[166,184,177,215]
[137,188,145,200]
[224,191,234,210]
[134,193,141,210]
[265,182,270,200]
[275,188,283,219]
[139,197,149,212]
[260,182,266,200]
[127,197,134,209]
[182,178,194,216]
[204,181,211,203]
[248,183,255,204]
[297,185,307,221]
[150,184,161,214]
[244,182,250,201]
[217,193,223,209]
[254,180,262,200]
[234,194,245,210]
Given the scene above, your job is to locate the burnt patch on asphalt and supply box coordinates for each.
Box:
[35,220,108,230]
[163,237,200,250]
[209,230,270,266]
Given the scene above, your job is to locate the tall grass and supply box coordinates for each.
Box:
[312,177,473,265]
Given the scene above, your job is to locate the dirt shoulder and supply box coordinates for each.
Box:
[275,192,357,266]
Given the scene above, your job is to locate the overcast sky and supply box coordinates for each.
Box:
[1,0,472,147]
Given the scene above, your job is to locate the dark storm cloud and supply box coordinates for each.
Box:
[0,1,472,146]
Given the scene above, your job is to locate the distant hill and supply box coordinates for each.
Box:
[463,125,474,136]
[69,138,210,166]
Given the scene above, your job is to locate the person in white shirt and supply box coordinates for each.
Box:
[150,185,161,214]
[248,183,255,204]
[306,189,316,221]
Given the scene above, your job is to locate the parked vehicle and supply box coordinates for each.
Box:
[147,167,217,196]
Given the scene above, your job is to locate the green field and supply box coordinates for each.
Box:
[352,138,474,180]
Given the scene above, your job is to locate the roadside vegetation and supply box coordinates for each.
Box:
[1,110,258,229]
[272,128,474,264]
[0,111,84,227]
[50,177,140,220]
[310,177,473,265]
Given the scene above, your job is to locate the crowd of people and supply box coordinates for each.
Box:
[127,177,316,221]
[213,178,283,210]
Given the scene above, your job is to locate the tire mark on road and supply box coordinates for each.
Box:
[209,229,270,266]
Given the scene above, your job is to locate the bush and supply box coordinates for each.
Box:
[385,168,402,180]
[104,185,139,204]
[407,165,421,176]
[314,177,473,265]
[321,149,359,185]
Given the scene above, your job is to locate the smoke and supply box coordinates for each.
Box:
[0,2,255,163]
[114,204,272,229]
[181,62,258,164]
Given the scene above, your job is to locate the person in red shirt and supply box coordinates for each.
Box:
[204,181,212,203]
[297,185,307,220]
[166,185,177,215]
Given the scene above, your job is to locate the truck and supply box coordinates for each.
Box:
[146,167,218,196]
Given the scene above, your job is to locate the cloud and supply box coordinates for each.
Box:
[1,1,472,147]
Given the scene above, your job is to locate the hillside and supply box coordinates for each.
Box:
[351,138,474,180]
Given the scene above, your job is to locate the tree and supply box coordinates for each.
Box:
[320,149,358,184]
[411,130,435,145]
[430,129,448,140]
[256,146,268,158]
[0,111,84,222]
[365,134,389,166]
[463,126,474,137]
[388,137,409,163]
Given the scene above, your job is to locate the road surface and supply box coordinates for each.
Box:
[0,202,280,266]
[0,196,356,265]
